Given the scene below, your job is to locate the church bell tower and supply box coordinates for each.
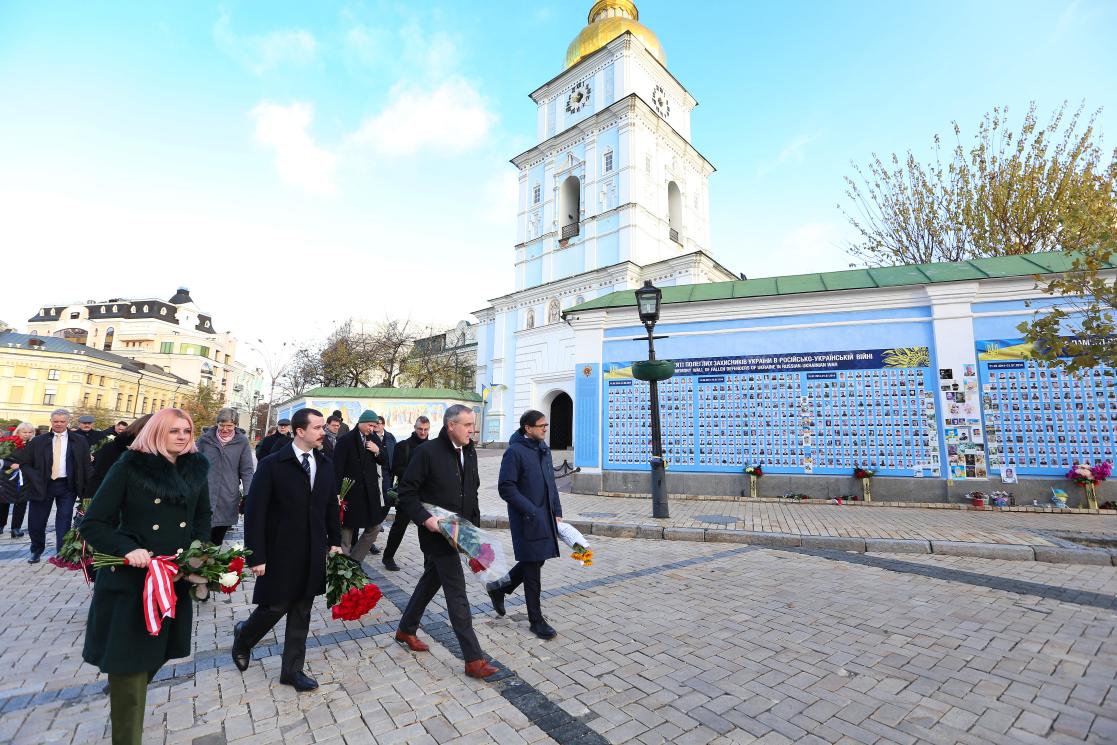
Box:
[511,0,715,291]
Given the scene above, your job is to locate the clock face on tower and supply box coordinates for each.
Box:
[566,81,591,114]
[651,84,671,118]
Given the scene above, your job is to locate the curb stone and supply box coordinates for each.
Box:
[479,515,1116,566]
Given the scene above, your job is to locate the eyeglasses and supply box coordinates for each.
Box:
[530,423,549,429]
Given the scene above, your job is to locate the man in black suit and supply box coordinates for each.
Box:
[254,418,292,460]
[72,414,108,449]
[234,408,342,692]
[381,415,430,571]
[394,405,498,679]
[9,408,91,563]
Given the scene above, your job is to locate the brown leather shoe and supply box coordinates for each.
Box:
[464,659,499,679]
[394,631,430,652]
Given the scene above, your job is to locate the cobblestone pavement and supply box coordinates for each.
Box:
[471,452,1116,547]
[2,513,1116,744]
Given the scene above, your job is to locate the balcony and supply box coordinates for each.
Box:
[669,228,680,244]
[561,222,580,240]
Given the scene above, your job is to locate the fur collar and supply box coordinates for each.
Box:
[118,450,209,504]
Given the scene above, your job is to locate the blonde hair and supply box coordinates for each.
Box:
[129,408,198,460]
[15,422,34,439]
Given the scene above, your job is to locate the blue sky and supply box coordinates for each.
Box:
[1,0,1114,359]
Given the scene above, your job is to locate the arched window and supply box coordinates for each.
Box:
[143,305,149,313]
[103,327,114,351]
[667,181,682,243]
[525,309,535,330]
[558,175,580,239]
[602,148,614,174]
[547,299,561,324]
[160,307,167,315]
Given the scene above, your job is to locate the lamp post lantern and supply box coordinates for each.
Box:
[633,280,671,518]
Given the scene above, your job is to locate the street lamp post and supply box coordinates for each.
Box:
[633,280,672,519]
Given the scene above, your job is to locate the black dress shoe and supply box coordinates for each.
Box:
[529,621,557,640]
[279,672,318,692]
[27,553,41,564]
[12,529,24,538]
[382,557,400,571]
[368,544,380,555]
[231,621,250,672]
[486,581,506,617]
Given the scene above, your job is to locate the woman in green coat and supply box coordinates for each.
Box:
[81,408,211,745]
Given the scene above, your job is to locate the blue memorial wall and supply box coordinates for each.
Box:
[581,294,1114,482]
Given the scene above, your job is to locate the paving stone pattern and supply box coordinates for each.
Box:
[469,450,1117,547]
[2,510,1117,744]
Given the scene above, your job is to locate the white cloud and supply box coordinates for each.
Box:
[214,8,317,75]
[347,78,496,156]
[251,102,336,195]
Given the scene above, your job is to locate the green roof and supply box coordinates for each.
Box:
[566,251,1108,313]
[292,387,482,403]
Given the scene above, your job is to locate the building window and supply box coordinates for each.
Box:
[130,306,136,313]
[532,184,541,204]
[70,312,79,320]
[603,148,614,173]
[160,307,167,315]
[575,294,585,305]
[10,385,23,402]
[525,309,535,330]
[82,393,90,406]
[116,393,123,410]
[47,369,59,381]
[142,396,148,411]
[86,373,94,384]
[205,320,210,328]
[160,342,173,353]
[95,394,102,407]
[99,376,105,386]
[112,305,118,313]
[43,392,55,405]
[126,394,133,410]
[103,327,114,350]
[100,306,106,313]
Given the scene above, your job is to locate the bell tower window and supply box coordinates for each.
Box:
[667,180,682,244]
[559,175,580,240]
[602,148,614,174]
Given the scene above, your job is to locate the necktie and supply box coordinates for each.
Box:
[51,434,63,480]
[301,452,311,478]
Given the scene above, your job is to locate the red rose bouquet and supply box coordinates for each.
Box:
[50,498,93,571]
[92,540,253,601]
[852,466,874,480]
[325,552,381,622]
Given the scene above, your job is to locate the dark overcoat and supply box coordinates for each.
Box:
[10,430,92,501]
[332,428,387,528]
[498,430,562,562]
[244,445,341,605]
[373,430,397,497]
[80,450,212,675]
[254,431,291,460]
[397,427,480,557]
[89,433,134,498]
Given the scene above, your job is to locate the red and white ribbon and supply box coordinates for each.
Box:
[141,555,179,636]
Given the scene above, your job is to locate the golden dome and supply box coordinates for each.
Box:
[564,0,665,70]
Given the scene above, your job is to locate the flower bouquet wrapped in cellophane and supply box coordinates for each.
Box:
[556,520,593,566]
[50,498,93,571]
[421,504,509,584]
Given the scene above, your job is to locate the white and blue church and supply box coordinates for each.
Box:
[475,1,1117,504]
[474,0,736,448]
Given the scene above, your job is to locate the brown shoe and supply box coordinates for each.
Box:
[394,631,430,652]
[464,659,499,679]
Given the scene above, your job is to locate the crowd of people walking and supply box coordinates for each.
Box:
[1,402,567,745]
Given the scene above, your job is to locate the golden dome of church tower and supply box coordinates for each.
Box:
[565,0,665,70]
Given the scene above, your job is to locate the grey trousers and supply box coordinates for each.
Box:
[341,524,381,562]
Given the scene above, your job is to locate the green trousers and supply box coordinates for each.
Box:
[108,671,155,745]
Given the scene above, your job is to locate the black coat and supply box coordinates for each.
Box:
[332,428,387,528]
[373,430,397,496]
[244,446,341,605]
[81,451,211,674]
[397,427,480,557]
[498,431,562,562]
[390,433,428,483]
[88,433,136,499]
[255,431,291,460]
[10,430,92,500]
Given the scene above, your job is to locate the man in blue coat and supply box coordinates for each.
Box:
[487,409,561,639]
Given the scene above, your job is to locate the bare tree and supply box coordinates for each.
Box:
[841,101,1117,266]
[367,318,416,387]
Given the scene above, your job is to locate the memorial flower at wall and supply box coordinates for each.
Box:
[1066,461,1111,510]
